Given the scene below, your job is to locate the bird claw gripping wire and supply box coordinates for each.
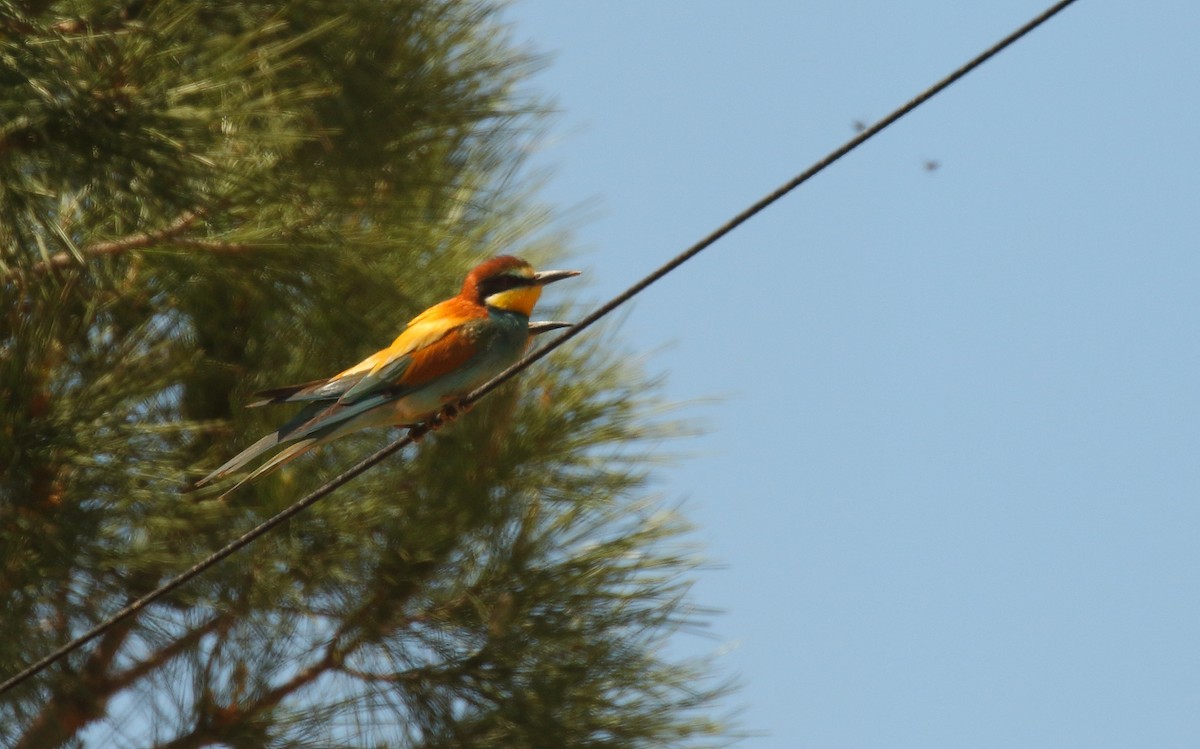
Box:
[407,399,474,442]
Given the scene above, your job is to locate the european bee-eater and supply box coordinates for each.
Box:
[195,255,580,494]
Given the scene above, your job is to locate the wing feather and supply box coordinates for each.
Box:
[245,299,481,408]
[248,375,367,407]
[336,299,482,403]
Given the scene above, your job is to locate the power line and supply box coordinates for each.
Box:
[0,0,1080,698]
[462,0,1079,408]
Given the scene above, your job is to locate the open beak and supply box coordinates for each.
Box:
[533,269,582,286]
[528,320,572,336]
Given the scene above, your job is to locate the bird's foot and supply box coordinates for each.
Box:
[409,401,474,442]
[434,400,474,427]
[441,401,468,422]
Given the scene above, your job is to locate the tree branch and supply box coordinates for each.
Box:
[14,604,227,749]
[165,639,344,749]
[11,208,266,279]
[251,648,335,714]
[108,613,230,693]
[13,610,140,749]
[50,0,151,35]
[27,210,201,277]
[0,121,44,156]
[17,207,192,278]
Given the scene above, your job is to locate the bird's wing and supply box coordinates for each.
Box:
[244,311,484,447]
[248,376,365,407]
[247,299,481,408]
[335,299,483,403]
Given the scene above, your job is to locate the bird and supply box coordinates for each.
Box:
[194,255,580,495]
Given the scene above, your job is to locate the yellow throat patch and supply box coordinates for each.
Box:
[485,285,542,317]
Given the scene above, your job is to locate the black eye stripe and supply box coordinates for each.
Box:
[479,273,530,298]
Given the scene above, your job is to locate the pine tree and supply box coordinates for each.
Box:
[0,2,727,746]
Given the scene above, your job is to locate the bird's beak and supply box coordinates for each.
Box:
[528,320,572,336]
[533,269,581,286]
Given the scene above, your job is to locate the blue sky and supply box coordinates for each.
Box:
[503,1,1200,747]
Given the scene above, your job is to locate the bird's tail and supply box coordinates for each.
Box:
[210,438,320,500]
[191,394,392,498]
[192,399,337,495]
[193,431,283,488]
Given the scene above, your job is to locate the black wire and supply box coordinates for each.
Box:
[462,0,1080,408]
[0,0,1079,698]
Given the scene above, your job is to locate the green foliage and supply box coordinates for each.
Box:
[0,1,727,747]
